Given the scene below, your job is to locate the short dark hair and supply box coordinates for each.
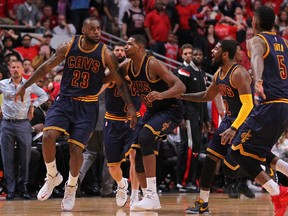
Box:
[112,42,125,50]
[83,17,101,26]
[130,34,147,48]
[255,6,275,31]
[219,40,237,59]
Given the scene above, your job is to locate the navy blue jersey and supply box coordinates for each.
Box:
[215,63,250,120]
[127,55,178,112]
[105,81,142,120]
[60,35,106,101]
[257,32,288,101]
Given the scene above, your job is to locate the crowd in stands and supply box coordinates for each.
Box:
[0,0,287,199]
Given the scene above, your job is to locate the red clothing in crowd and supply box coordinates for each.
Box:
[15,44,40,62]
[175,3,198,30]
[214,23,238,40]
[0,0,6,18]
[144,10,171,42]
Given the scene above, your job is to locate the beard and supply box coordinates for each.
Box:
[212,58,223,68]
[85,37,99,45]
[117,56,126,63]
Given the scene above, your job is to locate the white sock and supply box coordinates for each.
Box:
[146,177,157,193]
[141,187,147,196]
[131,190,139,199]
[263,179,280,196]
[199,189,210,203]
[117,178,126,188]
[67,172,79,187]
[45,160,58,177]
[276,159,288,176]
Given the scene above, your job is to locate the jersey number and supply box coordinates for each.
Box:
[277,55,287,80]
[71,70,90,88]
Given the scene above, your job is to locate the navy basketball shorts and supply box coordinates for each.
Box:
[103,118,138,166]
[206,118,233,159]
[44,95,99,149]
[132,103,184,153]
[231,102,288,162]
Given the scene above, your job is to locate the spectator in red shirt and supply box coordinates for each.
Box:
[144,0,171,56]
[214,16,245,40]
[175,0,198,46]
[41,5,58,31]
[15,34,40,61]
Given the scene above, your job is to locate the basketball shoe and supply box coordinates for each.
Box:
[116,178,128,207]
[271,186,288,216]
[133,190,161,210]
[130,194,140,211]
[186,198,209,214]
[37,172,63,201]
[61,182,78,211]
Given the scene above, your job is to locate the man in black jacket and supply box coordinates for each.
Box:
[177,48,210,192]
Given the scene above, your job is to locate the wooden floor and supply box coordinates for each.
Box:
[0,192,282,216]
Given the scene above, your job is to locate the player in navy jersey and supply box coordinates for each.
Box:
[118,34,186,210]
[15,17,137,211]
[181,40,254,214]
[103,42,142,209]
[228,6,288,216]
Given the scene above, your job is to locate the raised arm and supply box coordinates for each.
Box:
[181,73,219,102]
[16,41,70,102]
[146,58,186,102]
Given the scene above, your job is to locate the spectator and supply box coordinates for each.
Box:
[164,33,179,72]
[32,43,53,70]
[7,0,25,24]
[0,0,15,25]
[103,0,120,36]
[218,0,240,18]
[69,0,90,34]
[175,0,198,47]
[22,59,34,80]
[15,34,40,62]
[52,14,77,36]
[0,60,48,200]
[122,0,146,40]
[1,36,22,61]
[41,5,58,31]
[144,0,171,56]
[174,43,193,75]
[16,0,42,29]
[214,16,245,41]
[276,10,288,33]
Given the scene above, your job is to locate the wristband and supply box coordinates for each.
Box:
[230,126,238,132]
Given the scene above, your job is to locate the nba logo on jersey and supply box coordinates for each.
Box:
[274,37,277,42]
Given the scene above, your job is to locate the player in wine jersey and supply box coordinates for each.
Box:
[103,42,142,209]
[119,34,186,210]
[228,6,288,216]
[15,17,137,211]
[181,40,254,214]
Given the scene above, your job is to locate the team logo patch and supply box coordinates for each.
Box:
[241,130,252,143]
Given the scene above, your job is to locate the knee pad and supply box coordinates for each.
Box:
[138,127,155,156]
[135,148,145,173]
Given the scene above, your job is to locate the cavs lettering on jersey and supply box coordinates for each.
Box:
[215,63,248,120]
[105,81,142,121]
[255,32,288,102]
[127,54,178,112]
[61,35,106,102]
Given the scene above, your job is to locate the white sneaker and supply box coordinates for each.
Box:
[37,172,63,201]
[61,182,78,211]
[133,192,161,210]
[130,196,139,211]
[116,178,128,207]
